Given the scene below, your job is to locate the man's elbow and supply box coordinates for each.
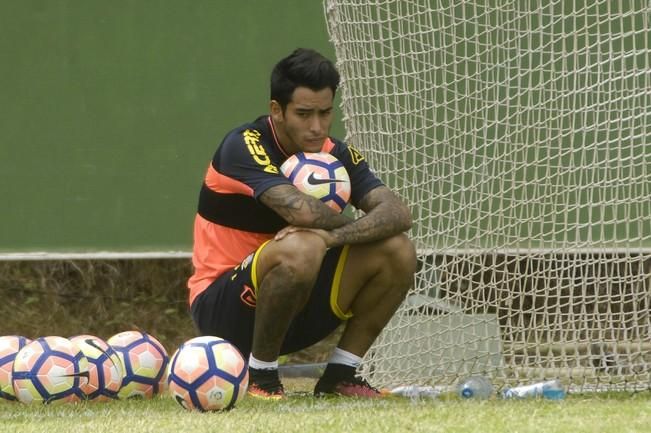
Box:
[399,204,413,232]
[288,211,315,227]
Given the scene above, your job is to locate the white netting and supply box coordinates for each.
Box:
[324,0,651,391]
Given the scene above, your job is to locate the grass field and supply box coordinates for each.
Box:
[3,263,651,433]
[2,378,651,433]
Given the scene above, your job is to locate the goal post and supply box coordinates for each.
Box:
[324,0,651,392]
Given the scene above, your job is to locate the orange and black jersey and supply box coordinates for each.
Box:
[188,115,383,305]
[198,115,382,232]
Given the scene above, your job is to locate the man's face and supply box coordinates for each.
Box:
[271,86,334,155]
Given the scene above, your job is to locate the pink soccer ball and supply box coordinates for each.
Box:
[11,336,90,404]
[280,152,351,213]
[69,335,122,402]
[0,335,32,401]
[107,330,168,399]
[167,336,248,411]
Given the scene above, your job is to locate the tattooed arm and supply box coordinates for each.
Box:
[263,184,412,248]
[326,186,412,247]
[259,184,352,229]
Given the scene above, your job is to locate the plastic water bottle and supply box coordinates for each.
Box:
[390,385,440,399]
[501,379,566,400]
[457,376,493,399]
[541,380,566,400]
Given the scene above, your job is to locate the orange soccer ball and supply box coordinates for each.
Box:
[11,336,90,404]
[69,335,123,402]
[0,335,32,401]
[107,330,168,399]
[167,336,248,411]
[280,152,351,213]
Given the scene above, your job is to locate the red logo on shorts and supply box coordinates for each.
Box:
[240,284,257,308]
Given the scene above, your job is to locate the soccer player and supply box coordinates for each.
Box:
[188,48,417,399]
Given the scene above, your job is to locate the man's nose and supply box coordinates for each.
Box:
[309,115,322,134]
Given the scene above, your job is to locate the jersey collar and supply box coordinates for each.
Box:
[267,116,291,158]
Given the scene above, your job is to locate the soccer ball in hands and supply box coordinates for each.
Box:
[280,152,351,213]
[69,335,123,401]
[107,330,168,399]
[11,336,90,404]
[167,336,248,411]
[0,335,31,401]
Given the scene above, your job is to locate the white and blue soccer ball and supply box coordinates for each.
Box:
[0,335,32,401]
[280,152,351,213]
[107,330,168,399]
[69,334,123,401]
[167,336,248,411]
[11,336,90,404]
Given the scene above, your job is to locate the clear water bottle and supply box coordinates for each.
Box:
[457,376,494,399]
[501,379,566,400]
[390,385,440,399]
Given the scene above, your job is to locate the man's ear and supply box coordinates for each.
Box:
[270,100,284,123]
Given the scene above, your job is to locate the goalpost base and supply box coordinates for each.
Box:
[363,300,503,387]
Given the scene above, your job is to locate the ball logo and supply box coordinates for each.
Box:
[61,370,90,379]
[84,338,108,354]
[208,389,224,400]
[307,172,346,185]
[19,347,35,362]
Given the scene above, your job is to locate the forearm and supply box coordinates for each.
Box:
[261,184,412,246]
[329,201,411,247]
[270,186,412,247]
[260,184,352,229]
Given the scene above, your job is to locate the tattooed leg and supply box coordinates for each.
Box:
[250,231,328,361]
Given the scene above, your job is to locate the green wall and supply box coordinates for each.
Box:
[0,1,342,254]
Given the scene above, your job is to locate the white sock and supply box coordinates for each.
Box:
[248,354,279,370]
[328,347,363,368]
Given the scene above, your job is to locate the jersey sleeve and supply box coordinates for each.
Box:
[331,140,384,208]
[214,128,291,199]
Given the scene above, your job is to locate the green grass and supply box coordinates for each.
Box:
[2,384,651,433]
[3,261,651,432]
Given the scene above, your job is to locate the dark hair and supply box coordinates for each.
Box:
[270,48,340,110]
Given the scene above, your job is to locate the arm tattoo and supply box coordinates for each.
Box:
[261,184,411,245]
[260,185,351,229]
[330,186,412,246]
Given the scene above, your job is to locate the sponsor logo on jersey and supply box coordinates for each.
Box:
[348,145,365,165]
[243,129,278,174]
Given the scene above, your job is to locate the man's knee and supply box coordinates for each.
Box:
[262,231,328,285]
[345,233,417,287]
[377,233,418,278]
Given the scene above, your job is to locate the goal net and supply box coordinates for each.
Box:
[324,0,651,392]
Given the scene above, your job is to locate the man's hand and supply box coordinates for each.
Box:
[274,225,337,248]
